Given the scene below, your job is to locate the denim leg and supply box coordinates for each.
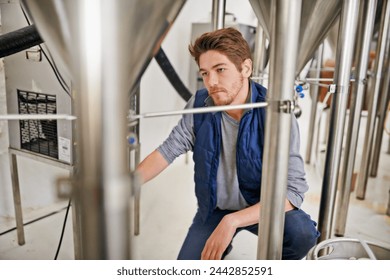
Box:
[244,209,320,260]
[281,209,320,259]
[178,208,319,260]
[177,209,233,260]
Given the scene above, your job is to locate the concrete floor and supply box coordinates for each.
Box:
[0,95,389,260]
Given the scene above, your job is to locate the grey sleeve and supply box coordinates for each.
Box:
[286,114,309,208]
[156,96,195,164]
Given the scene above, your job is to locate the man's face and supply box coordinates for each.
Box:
[198,50,250,106]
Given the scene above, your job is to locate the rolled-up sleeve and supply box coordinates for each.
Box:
[157,96,195,164]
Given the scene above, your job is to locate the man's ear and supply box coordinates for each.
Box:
[242,58,252,78]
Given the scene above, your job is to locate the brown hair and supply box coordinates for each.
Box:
[188,27,252,72]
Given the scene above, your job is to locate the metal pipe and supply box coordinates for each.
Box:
[0,114,76,120]
[317,0,360,243]
[303,81,334,88]
[388,132,390,154]
[356,0,390,200]
[68,85,83,260]
[9,153,25,246]
[257,0,302,260]
[304,78,356,82]
[129,102,269,120]
[211,0,226,30]
[253,23,268,77]
[334,0,378,237]
[369,33,390,177]
[129,86,141,236]
[71,1,106,259]
[305,43,324,164]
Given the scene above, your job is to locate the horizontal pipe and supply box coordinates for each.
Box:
[0,114,77,120]
[128,101,269,120]
[252,77,355,83]
[1,102,270,121]
[302,78,356,82]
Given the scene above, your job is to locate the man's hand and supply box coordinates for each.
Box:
[200,200,293,260]
[201,215,237,260]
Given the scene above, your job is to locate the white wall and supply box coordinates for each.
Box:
[0,0,258,217]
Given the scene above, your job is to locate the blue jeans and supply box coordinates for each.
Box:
[177,208,320,260]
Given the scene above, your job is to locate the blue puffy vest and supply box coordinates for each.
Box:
[193,81,267,221]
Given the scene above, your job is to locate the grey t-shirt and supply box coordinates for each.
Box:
[157,89,308,210]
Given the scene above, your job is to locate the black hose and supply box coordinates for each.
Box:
[0,25,43,58]
[154,47,193,101]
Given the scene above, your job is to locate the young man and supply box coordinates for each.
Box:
[136,27,319,260]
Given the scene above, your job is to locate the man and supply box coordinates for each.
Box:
[136,27,319,260]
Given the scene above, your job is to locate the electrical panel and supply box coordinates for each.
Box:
[1,1,73,164]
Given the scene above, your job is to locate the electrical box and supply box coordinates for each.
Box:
[1,1,73,164]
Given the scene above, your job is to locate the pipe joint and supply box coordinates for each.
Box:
[278,100,295,114]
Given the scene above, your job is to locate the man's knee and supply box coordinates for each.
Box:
[283,209,320,259]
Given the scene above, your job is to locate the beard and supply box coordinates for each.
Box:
[208,76,244,106]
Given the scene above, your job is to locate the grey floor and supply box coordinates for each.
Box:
[0,95,390,260]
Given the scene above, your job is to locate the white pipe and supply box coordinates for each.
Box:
[0,114,77,120]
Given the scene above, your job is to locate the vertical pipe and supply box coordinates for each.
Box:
[130,86,141,236]
[72,0,107,259]
[9,153,25,245]
[334,0,378,237]
[388,136,390,154]
[211,0,226,30]
[369,36,390,177]
[72,0,133,259]
[305,44,324,164]
[356,0,390,200]
[69,168,83,260]
[102,1,132,259]
[387,188,390,216]
[257,0,301,260]
[69,85,83,259]
[317,0,360,243]
[253,23,267,78]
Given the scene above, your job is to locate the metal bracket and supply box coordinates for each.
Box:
[278,100,295,114]
[328,84,337,93]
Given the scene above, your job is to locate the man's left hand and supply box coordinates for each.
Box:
[201,215,236,260]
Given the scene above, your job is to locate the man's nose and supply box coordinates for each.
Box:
[207,72,218,87]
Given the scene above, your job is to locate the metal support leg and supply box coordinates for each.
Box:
[129,85,141,236]
[317,0,360,243]
[369,49,390,177]
[388,135,390,154]
[9,152,25,245]
[387,188,390,216]
[356,0,390,200]
[305,44,324,164]
[8,148,74,251]
[253,24,268,78]
[257,0,302,260]
[68,169,83,260]
[335,0,378,237]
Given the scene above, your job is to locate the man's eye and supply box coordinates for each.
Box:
[217,68,225,73]
[200,72,208,77]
